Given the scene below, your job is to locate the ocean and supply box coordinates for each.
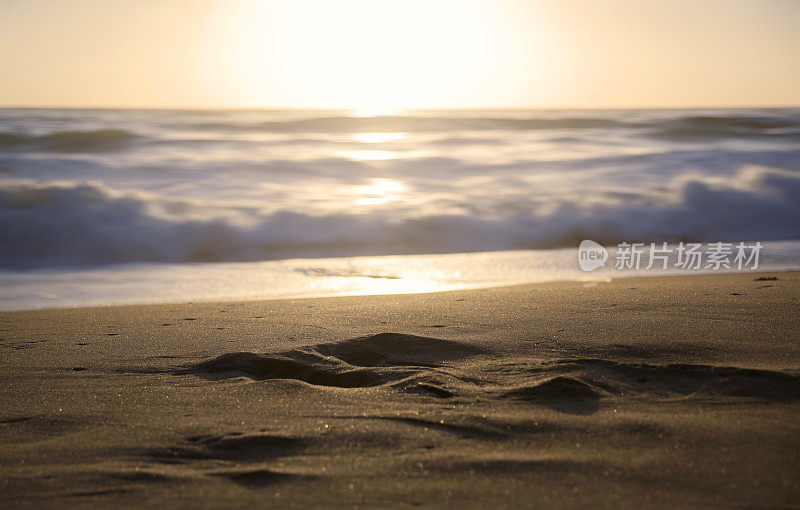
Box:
[1,107,799,310]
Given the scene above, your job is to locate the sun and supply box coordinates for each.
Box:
[221,0,511,109]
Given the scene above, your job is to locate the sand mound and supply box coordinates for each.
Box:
[313,332,489,367]
[181,351,395,387]
[503,377,602,414]
[177,334,800,409]
[505,377,601,401]
[539,358,800,401]
[178,333,489,389]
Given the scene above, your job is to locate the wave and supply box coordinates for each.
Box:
[0,112,796,153]
[1,164,799,268]
[188,115,627,133]
[673,114,796,130]
[0,129,138,153]
[179,111,800,136]
[647,114,800,141]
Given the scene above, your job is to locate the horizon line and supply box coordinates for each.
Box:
[1,103,799,112]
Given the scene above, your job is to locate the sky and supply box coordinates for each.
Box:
[1,0,799,109]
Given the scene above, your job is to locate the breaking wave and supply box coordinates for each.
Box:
[1,164,798,268]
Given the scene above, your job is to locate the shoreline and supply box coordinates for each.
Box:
[2,266,798,314]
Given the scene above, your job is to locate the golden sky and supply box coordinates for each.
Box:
[1,0,798,109]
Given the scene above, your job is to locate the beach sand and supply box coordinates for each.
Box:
[1,272,799,508]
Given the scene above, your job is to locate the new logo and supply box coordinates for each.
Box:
[578,240,608,271]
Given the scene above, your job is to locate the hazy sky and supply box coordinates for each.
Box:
[1,0,798,109]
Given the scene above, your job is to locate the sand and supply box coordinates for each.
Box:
[1,271,799,508]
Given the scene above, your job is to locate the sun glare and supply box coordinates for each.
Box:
[352,132,407,143]
[225,0,508,109]
[351,109,404,118]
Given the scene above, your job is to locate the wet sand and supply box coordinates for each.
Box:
[1,272,799,508]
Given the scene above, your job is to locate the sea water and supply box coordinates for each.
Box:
[1,108,799,309]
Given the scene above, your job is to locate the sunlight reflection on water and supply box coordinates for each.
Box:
[351,132,407,143]
[2,242,799,311]
[340,149,424,161]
